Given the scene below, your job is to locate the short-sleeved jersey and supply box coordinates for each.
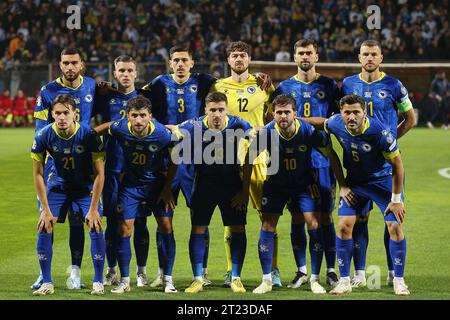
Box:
[34,76,97,130]
[210,75,274,129]
[108,119,173,186]
[341,72,412,137]
[31,122,105,189]
[139,73,216,125]
[324,114,399,184]
[271,73,340,168]
[95,87,138,173]
[252,119,332,190]
[173,115,252,186]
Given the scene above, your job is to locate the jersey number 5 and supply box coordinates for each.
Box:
[238,98,248,112]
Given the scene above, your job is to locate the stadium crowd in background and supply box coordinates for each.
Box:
[0,0,449,66]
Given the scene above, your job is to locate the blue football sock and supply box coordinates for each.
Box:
[134,217,149,267]
[160,232,176,276]
[203,227,210,269]
[156,228,163,271]
[321,223,336,269]
[308,229,324,275]
[189,233,205,278]
[231,232,247,278]
[390,238,406,278]
[336,237,353,278]
[384,225,394,271]
[89,231,106,283]
[258,230,275,275]
[117,236,131,278]
[37,232,53,283]
[290,223,307,269]
[69,224,84,268]
[352,220,368,271]
[105,215,118,268]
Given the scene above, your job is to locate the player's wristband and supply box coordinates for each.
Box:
[391,193,402,203]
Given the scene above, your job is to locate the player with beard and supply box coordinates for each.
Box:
[210,41,277,288]
[31,48,98,290]
[271,39,340,292]
[341,40,415,288]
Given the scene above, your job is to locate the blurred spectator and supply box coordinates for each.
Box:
[429,71,450,129]
[0,89,13,127]
[12,89,28,127]
[275,44,291,62]
[93,63,108,81]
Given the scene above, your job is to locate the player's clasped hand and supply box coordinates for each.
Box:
[37,210,56,233]
[255,73,272,91]
[230,189,249,212]
[384,202,405,224]
[339,186,357,206]
[85,209,103,233]
[158,187,176,213]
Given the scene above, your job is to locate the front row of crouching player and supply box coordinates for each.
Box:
[31,92,409,296]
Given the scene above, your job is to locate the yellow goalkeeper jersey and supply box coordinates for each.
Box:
[210,74,274,129]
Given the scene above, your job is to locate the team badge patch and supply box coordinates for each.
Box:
[378,90,387,99]
[113,122,119,126]
[298,145,308,152]
[32,140,37,150]
[386,133,394,144]
[190,85,198,93]
[262,197,268,205]
[317,90,325,99]
[75,145,85,154]
[85,94,93,102]
[362,143,372,152]
[148,144,158,152]
[247,86,256,94]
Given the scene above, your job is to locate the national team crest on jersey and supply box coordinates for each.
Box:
[148,144,158,152]
[247,86,256,94]
[316,90,325,99]
[75,145,85,154]
[377,90,387,99]
[190,85,198,93]
[85,94,93,102]
[298,145,308,152]
[362,143,372,152]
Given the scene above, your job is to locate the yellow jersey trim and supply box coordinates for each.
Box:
[203,115,229,130]
[358,72,386,84]
[127,121,155,138]
[345,117,370,136]
[294,73,321,84]
[52,122,80,140]
[324,119,330,134]
[383,149,400,160]
[171,73,191,85]
[31,152,44,162]
[275,119,300,141]
[318,144,332,157]
[56,76,84,90]
[34,109,49,121]
[172,126,184,140]
[92,151,106,162]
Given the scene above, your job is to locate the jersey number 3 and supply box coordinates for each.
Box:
[178,98,185,113]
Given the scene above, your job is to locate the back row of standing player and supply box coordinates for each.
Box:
[30,38,415,296]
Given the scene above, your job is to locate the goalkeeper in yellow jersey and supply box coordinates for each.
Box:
[210,41,281,287]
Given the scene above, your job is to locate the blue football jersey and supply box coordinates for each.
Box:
[31,122,105,189]
[108,118,173,186]
[34,76,97,130]
[139,73,217,125]
[271,74,340,168]
[174,115,252,185]
[341,72,412,137]
[324,114,399,184]
[95,87,138,173]
[253,119,331,190]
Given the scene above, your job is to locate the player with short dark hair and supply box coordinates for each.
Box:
[271,39,341,291]
[251,94,348,294]
[169,92,253,294]
[31,93,106,296]
[324,95,409,296]
[342,40,415,288]
[94,95,177,294]
[31,47,98,291]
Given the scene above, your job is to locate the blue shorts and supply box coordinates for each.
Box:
[190,183,246,226]
[313,167,336,213]
[338,176,403,223]
[171,163,194,207]
[102,171,120,218]
[116,181,173,221]
[263,182,320,215]
[43,185,103,221]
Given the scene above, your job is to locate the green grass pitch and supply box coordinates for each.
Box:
[0,127,449,300]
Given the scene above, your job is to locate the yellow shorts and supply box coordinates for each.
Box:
[249,162,266,212]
